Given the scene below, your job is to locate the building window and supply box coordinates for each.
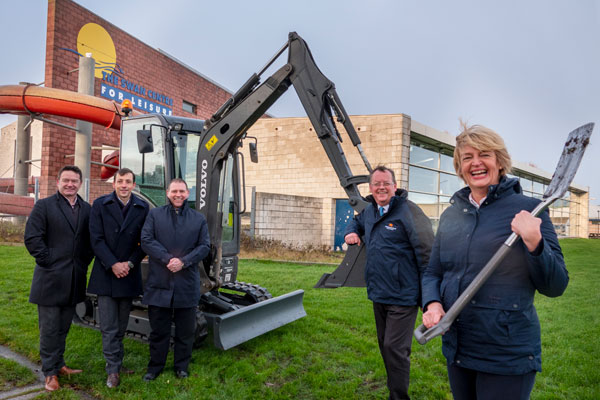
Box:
[408,139,464,232]
[182,100,196,115]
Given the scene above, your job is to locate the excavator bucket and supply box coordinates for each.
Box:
[204,289,306,350]
[314,243,367,288]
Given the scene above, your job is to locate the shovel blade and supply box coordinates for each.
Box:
[205,289,306,350]
[543,122,594,200]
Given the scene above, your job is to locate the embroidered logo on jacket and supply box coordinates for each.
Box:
[385,223,397,231]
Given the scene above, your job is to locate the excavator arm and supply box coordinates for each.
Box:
[196,32,370,289]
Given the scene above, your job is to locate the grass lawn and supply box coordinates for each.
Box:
[0,239,598,399]
[0,356,36,391]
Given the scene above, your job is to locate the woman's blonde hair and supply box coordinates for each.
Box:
[453,121,512,181]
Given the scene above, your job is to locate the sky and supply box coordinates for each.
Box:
[1,0,598,204]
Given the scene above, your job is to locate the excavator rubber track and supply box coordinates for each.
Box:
[219,281,272,305]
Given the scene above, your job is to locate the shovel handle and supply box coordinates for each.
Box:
[415,239,515,345]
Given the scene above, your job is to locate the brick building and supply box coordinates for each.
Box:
[37,0,231,199]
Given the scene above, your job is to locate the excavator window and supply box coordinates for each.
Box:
[219,154,236,242]
[172,132,202,209]
[121,117,166,206]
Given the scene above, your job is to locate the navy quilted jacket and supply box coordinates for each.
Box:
[422,177,568,375]
[345,189,434,306]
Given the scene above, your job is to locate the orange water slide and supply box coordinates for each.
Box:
[0,84,127,129]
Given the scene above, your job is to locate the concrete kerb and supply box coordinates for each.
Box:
[0,344,97,399]
[0,345,44,399]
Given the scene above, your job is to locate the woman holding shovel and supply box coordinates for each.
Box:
[421,123,568,400]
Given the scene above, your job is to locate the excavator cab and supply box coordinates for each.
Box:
[121,114,241,284]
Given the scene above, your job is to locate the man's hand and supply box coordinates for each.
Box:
[111,262,130,279]
[167,258,184,273]
[345,233,361,246]
[422,302,445,329]
[511,210,542,252]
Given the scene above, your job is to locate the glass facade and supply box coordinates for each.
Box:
[408,140,463,232]
[511,172,580,238]
[408,137,583,237]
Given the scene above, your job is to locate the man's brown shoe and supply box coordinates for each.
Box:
[45,375,59,391]
[59,366,83,377]
[106,373,120,388]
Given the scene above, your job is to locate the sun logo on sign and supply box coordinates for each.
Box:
[64,22,124,78]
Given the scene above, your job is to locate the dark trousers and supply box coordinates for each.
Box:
[37,305,76,377]
[373,302,418,400]
[447,362,536,400]
[147,305,196,374]
[98,296,133,374]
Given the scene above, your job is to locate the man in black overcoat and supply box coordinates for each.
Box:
[24,165,94,392]
[88,168,149,388]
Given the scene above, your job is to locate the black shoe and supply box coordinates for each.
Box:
[143,372,159,381]
[176,370,189,379]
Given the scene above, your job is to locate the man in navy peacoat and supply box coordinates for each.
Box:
[24,165,94,392]
[88,168,149,388]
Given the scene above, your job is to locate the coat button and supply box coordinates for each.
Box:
[471,300,476,304]
[528,355,534,360]
[456,360,461,364]
[463,208,468,212]
[513,304,518,308]
[114,229,119,233]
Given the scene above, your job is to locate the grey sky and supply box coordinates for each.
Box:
[1,0,598,204]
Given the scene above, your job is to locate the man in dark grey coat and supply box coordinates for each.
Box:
[140,178,210,381]
[88,168,149,388]
[24,165,94,392]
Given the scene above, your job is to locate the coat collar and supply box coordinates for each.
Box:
[54,192,86,233]
[167,199,189,214]
[102,192,146,230]
[451,176,521,207]
[102,191,146,208]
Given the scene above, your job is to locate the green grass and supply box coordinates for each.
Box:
[0,356,36,391]
[0,239,598,399]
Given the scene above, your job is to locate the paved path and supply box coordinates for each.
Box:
[0,345,45,399]
[0,345,95,399]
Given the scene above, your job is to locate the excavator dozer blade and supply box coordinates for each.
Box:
[204,289,306,350]
[314,243,367,288]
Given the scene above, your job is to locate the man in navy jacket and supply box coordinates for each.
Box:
[140,178,210,381]
[24,165,94,392]
[88,168,149,388]
[345,165,434,400]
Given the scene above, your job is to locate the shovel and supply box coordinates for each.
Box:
[414,122,594,345]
